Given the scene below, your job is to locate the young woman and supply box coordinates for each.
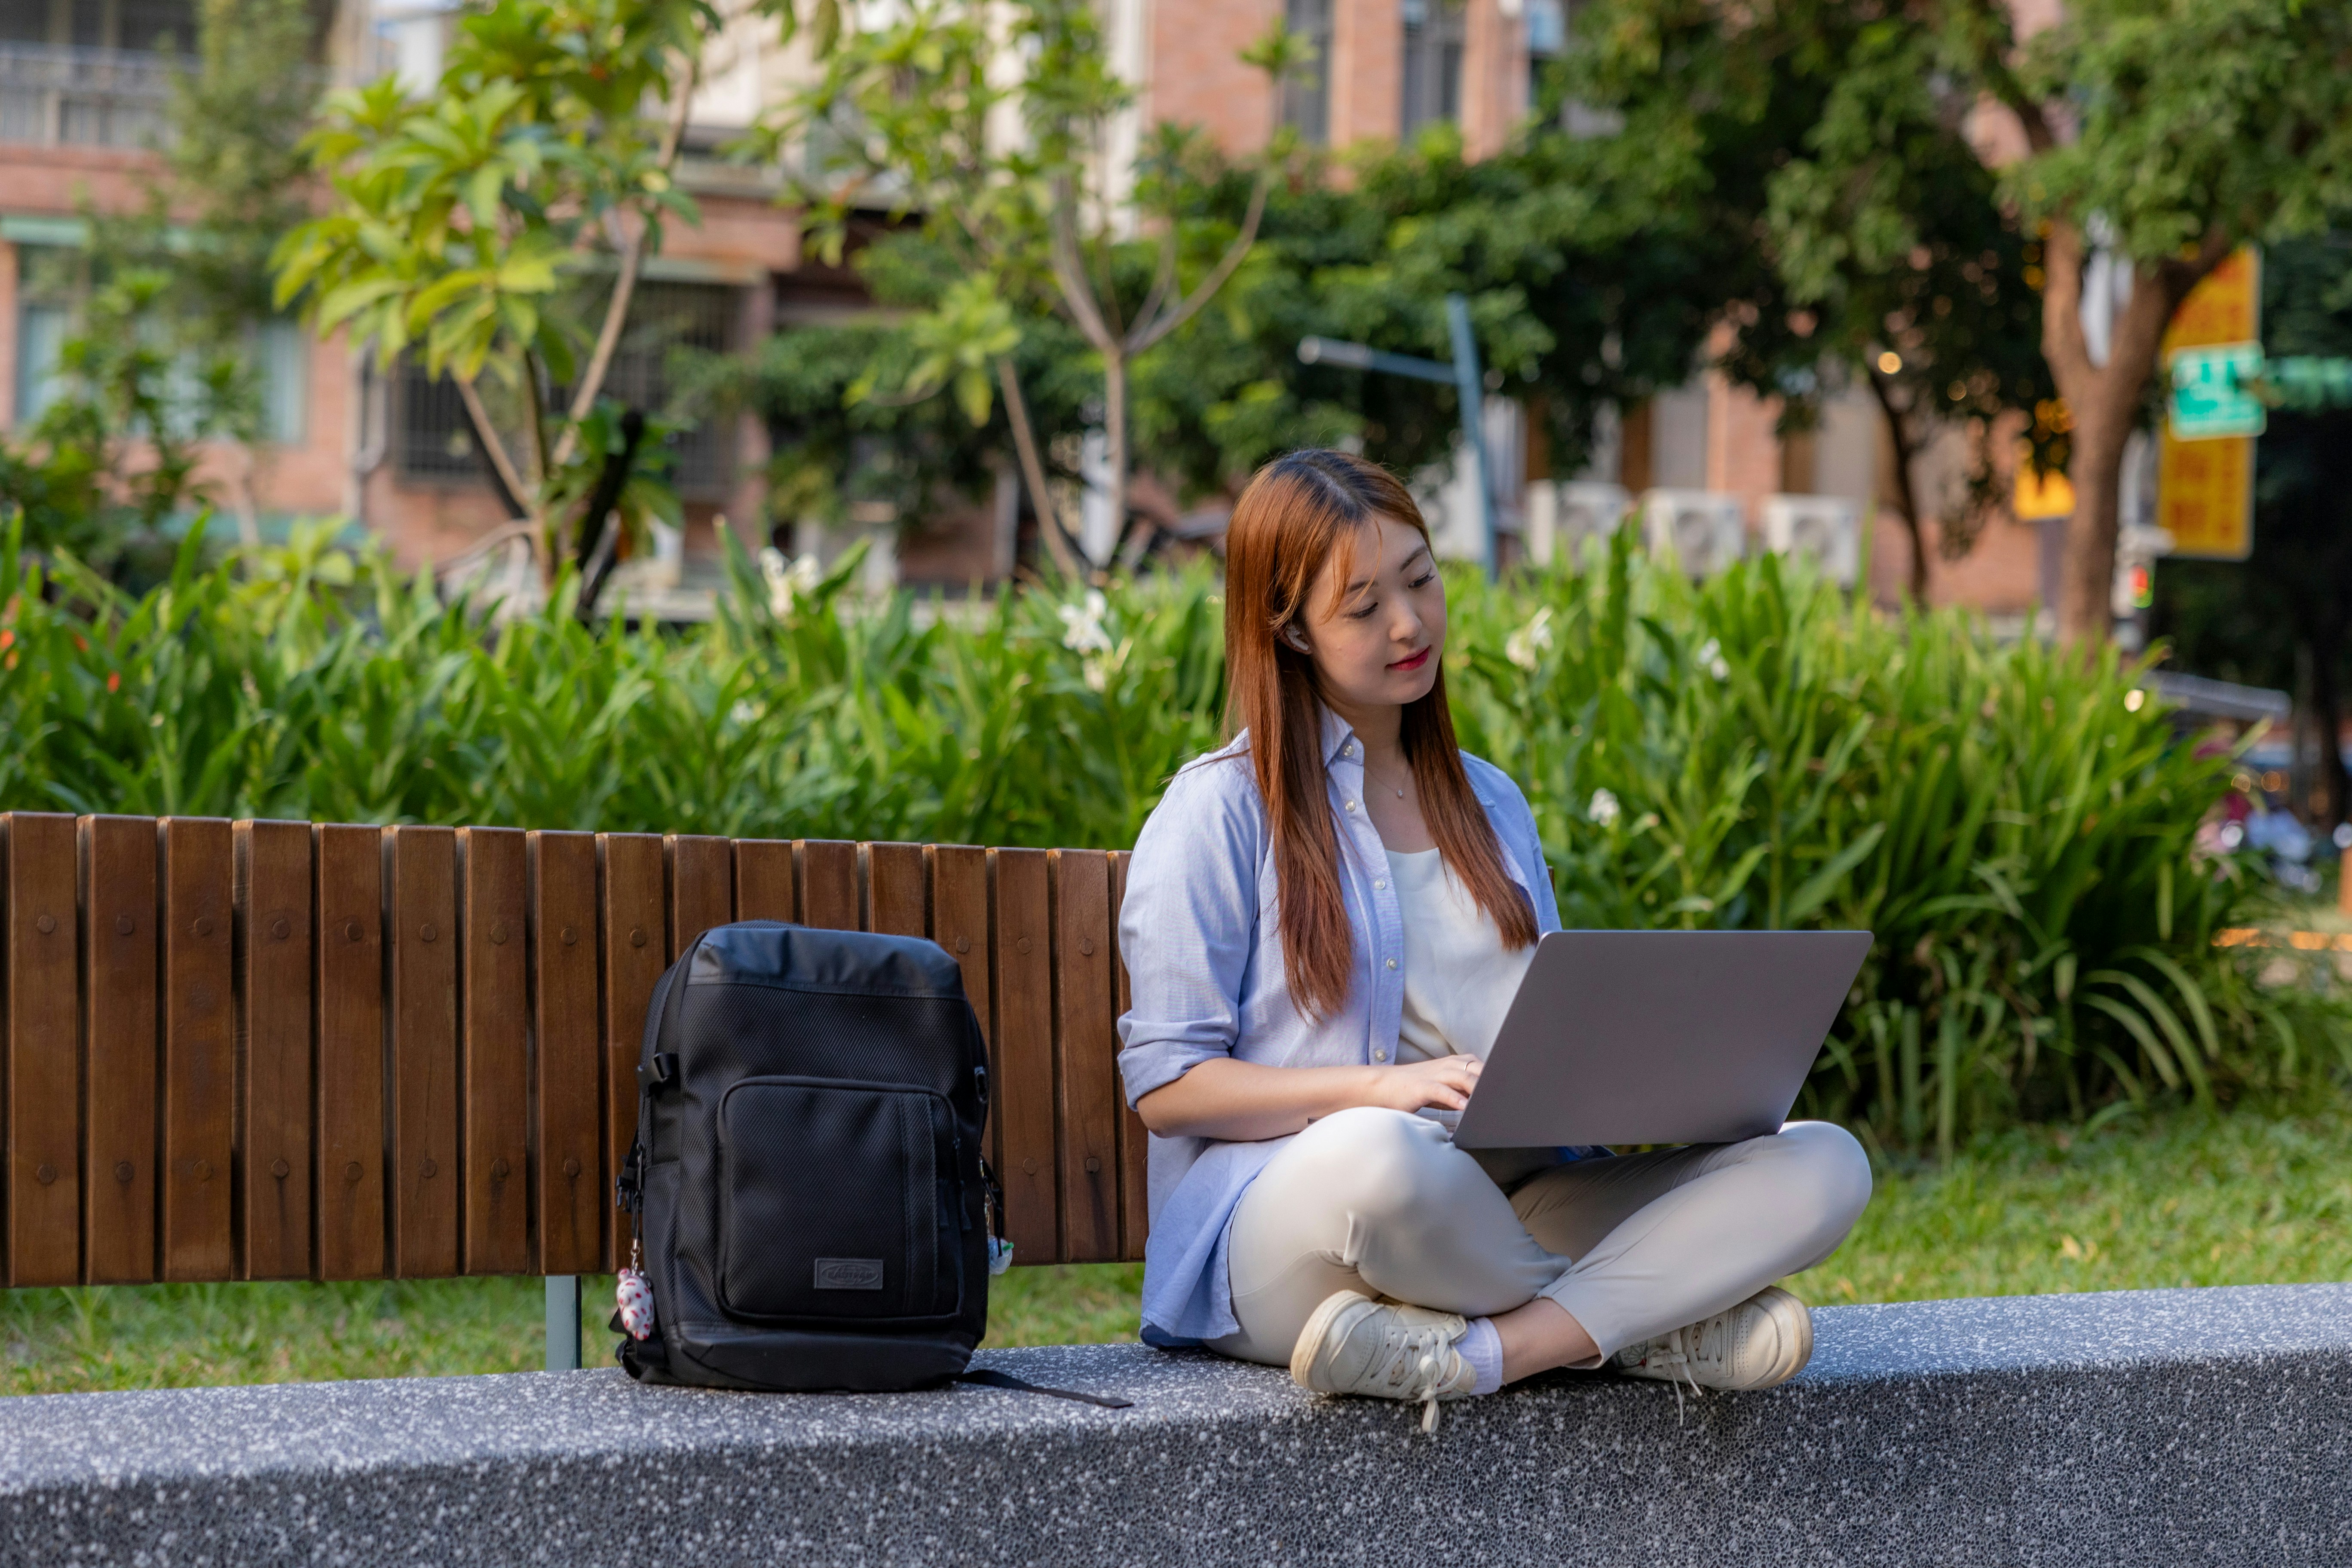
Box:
[1115,450,1871,1428]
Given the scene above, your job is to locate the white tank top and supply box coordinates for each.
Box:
[1383,846,1537,1064]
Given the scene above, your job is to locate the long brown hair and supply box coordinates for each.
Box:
[1222,449,1538,1020]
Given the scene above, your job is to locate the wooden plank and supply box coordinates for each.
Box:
[238,820,313,1281]
[83,816,158,1284]
[600,833,666,1270]
[797,839,859,930]
[160,817,234,1281]
[732,838,795,923]
[931,845,994,1170]
[460,828,530,1276]
[1110,850,1148,1263]
[388,826,459,1277]
[991,848,1057,1263]
[866,842,929,938]
[6,813,81,1286]
[1052,850,1119,1263]
[668,835,733,955]
[531,832,603,1276]
[315,825,385,1280]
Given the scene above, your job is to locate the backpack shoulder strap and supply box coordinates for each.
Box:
[952,1368,1132,1409]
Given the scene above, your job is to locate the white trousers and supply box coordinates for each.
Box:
[1208,1107,1872,1367]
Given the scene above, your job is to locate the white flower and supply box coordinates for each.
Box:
[1586,787,1621,827]
[759,547,821,618]
[1082,656,1110,694]
[729,700,761,726]
[1059,589,1113,655]
[1505,606,1556,671]
[1696,637,1730,680]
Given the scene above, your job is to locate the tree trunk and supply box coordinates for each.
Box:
[2296,600,2350,828]
[2055,414,2126,644]
[1099,348,1129,576]
[1865,369,1929,603]
[2040,222,2226,645]
[995,356,1084,579]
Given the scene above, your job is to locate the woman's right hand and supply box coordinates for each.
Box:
[1136,1053,1485,1142]
[1358,1054,1482,1115]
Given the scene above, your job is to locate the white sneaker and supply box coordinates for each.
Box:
[1612,1286,1814,1401]
[1289,1289,1478,1433]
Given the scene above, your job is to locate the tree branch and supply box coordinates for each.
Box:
[455,371,537,522]
[1865,364,1929,603]
[550,54,702,472]
[1047,175,1119,352]
[1948,0,2056,153]
[1129,226,1180,340]
[2038,218,2095,394]
[1126,168,1270,355]
[996,355,1085,578]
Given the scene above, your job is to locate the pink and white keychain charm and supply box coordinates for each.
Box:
[616,1243,656,1341]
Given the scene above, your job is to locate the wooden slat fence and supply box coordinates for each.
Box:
[0,815,1142,1285]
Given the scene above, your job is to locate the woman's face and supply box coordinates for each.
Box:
[1292,514,1446,714]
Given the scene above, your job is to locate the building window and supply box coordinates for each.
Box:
[1280,0,1332,147]
[14,302,70,426]
[1400,0,1466,139]
[9,242,305,442]
[393,279,740,499]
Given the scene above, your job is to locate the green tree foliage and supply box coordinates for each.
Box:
[0,0,317,575]
[754,0,1298,573]
[0,521,2332,1150]
[720,122,1737,551]
[0,268,232,580]
[1564,0,2050,602]
[1566,0,2352,641]
[274,0,714,586]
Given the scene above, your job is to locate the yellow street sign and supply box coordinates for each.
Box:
[2157,432,2254,560]
[2157,248,2260,560]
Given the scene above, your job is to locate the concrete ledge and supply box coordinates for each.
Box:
[3,1284,2347,1567]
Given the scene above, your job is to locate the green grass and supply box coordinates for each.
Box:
[1790,1090,2352,1304]
[3,1092,2343,1396]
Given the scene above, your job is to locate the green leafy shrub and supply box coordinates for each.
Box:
[0,519,2331,1150]
[1444,536,2339,1152]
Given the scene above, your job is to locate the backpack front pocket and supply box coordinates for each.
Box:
[715,1077,963,1322]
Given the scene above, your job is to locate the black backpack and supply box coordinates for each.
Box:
[613,920,1003,1392]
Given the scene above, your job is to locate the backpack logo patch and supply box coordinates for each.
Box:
[814,1257,886,1290]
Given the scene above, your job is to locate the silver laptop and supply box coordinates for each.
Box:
[1449,930,1871,1148]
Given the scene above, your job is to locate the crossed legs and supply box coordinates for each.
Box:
[1209,1106,1871,1382]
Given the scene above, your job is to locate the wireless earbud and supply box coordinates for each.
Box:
[1281,624,1311,654]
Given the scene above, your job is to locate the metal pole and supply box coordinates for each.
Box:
[1446,293,1499,579]
[545,1275,582,1372]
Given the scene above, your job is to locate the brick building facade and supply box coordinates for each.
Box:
[0,0,2045,610]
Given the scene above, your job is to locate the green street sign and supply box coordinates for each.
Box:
[2168,343,2268,439]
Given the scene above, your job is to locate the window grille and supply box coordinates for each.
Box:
[1400,0,1466,138]
[392,280,741,499]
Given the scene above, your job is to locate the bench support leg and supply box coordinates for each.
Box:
[545,1276,582,1372]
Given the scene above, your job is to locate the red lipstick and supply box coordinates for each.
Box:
[1388,647,1431,672]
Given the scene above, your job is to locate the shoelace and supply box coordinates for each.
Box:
[1631,1319,1718,1422]
[1374,1323,1463,1435]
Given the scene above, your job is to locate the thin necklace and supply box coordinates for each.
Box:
[1365,759,1410,799]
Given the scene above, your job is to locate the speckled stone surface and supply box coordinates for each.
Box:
[2,1284,2347,1567]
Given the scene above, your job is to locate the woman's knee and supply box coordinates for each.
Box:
[1285,1106,1460,1215]
[1767,1119,1874,1227]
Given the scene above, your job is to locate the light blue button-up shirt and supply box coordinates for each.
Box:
[1115,705,1564,1346]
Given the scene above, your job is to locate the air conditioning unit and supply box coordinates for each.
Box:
[1761,494,1860,585]
[1640,490,1746,578]
[1525,481,1631,567]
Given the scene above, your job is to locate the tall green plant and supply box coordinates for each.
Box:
[0,518,2331,1149]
